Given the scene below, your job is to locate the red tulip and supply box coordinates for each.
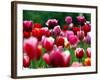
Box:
[36,45,42,60]
[56,36,64,46]
[43,53,50,65]
[33,23,42,29]
[24,37,38,60]
[32,28,42,41]
[45,30,51,37]
[43,37,54,51]
[23,20,32,32]
[86,48,91,58]
[84,58,91,66]
[63,25,68,31]
[23,31,30,38]
[75,48,84,59]
[23,53,30,67]
[82,24,91,36]
[40,27,48,35]
[77,31,85,40]
[73,27,80,35]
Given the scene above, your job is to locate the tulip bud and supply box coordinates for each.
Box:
[77,31,85,40]
[43,53,50,65]
[56,36,64,46]
[77,16,86,25]
[23,20,32,32]
[65,16,72,24]
[33,23,42,29]
[75,48,84,59]
[53,25,61,36]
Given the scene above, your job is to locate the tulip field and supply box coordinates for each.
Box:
[23,10,91,68]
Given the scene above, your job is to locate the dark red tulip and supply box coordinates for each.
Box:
[73,27,80,35]
[23,20,32,32]
[56,36,64,46]
[23,31,30,38]
[75,48,84,59]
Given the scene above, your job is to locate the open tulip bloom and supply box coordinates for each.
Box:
[23,15,91,69]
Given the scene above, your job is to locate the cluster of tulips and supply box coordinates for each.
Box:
[23,15,91,68]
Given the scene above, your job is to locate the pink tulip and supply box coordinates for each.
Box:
[53,25,61,36]
[86,48,91,58]
[83,33,91,44]
[77,31,85,40]
[68,35,79,48]
[75,48,84,59]
[46,19,58,29]
[24,37,38,60]
[42,37,54,51]
[23,20,33,32]
[49,48,71,67]
[65,16,72,24]
[77,16,86,24]
[71,62,83,67]
[43,53,50,65]
[64,31,74,40]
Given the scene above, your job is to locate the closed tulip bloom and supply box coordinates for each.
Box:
[56,36,64,46]
[43,53,50,65]
[33,23,42,29]
[46,19,58,29]
[77,31,85,40]
[24,37,38,60]
[77,16,86,24]
[65,31,74,40]
[86,48,91,58]
[72,27,80,35]
[71,62,83,67]
[53,25,61,36]
[23,20,33,32]
[75,48,84,59]
[68,35,79,47]
[23,31,30,38]
[65,16,72,24]
[23,53,30,67]
[43,37,54,51]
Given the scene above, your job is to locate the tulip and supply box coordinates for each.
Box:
[32,28,42,41]
[42,37,54,51]
[77,16,86,25]
[33,23,42,29]
[71,62,83,67]
[65,31,74,40]
[75,48,84,59]
[63,25,68,31]
[45,30,51,37]
[56,36,64,46]
[65,16,72,24]
[86,48,91,58]
[72,27,80,35]
[53,25,61,36]
[83,33,91,44]
[49,49,71,67]
[24,37,38,60]
[43,53,50,65]
[77,31,85,40]
[82,24,91,36]
[68,23,74,30]
[23,53,30,67]
[23,20,33,32]
[84,58,91,66]
[46,19,58,29]
[23,31,30,38]
[68,35,79,48]
[40,27,48,35]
